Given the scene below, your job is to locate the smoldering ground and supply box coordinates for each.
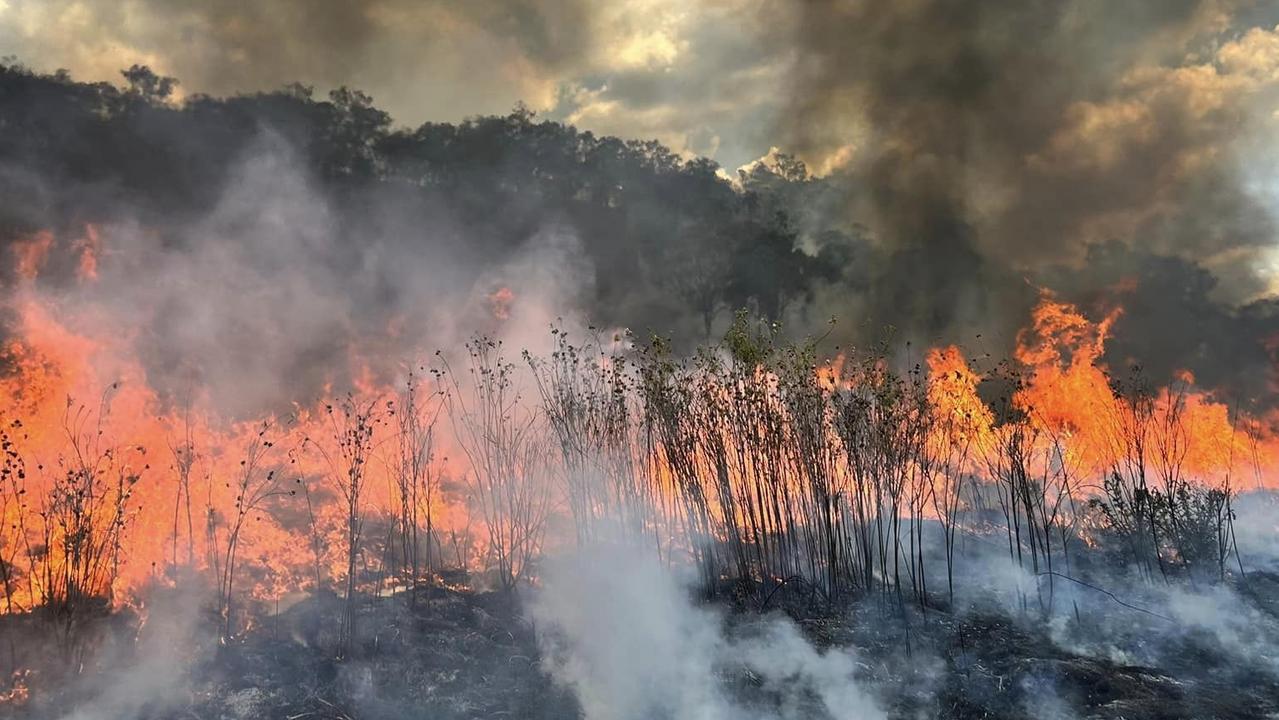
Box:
[521,490,1279,720]
[530,542,886,720]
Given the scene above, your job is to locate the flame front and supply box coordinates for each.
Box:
[2,227,1276,624]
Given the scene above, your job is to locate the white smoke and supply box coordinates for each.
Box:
[55,582,212,720]
[529,543,884,720]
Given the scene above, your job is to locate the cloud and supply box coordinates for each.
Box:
[0,0,794,168]
[0,0,580,120]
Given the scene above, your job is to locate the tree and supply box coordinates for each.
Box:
[325,86,391,178]
[120,64,178,102]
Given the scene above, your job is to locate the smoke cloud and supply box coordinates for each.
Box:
[781,1,1279,348]
[10,3,1279,404]
[529,543,885,720]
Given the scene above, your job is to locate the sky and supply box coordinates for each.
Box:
[0,0,796,169]
[7,0,1279,298]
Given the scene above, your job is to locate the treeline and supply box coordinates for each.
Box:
[0,62,856,344]
[3,61,1279,409]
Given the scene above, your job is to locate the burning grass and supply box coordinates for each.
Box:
[1,256,1278,713]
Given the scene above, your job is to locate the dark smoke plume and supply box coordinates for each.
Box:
[779,0,1279,395]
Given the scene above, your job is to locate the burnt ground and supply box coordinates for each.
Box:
[3,573,1278,719]
[186,586,580,720]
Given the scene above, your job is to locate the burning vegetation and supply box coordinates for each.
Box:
[1,58,1279,720]
[2,235,1278,717]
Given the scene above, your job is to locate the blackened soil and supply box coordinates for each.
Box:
[3,575,1277,719]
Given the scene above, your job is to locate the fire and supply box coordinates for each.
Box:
[0,237,475,617]
[1008,293,1126,474]
[1,225,1277,629]
[11,231,53,281]
[73,224,102,281]
[1001,293,1267,484]
[0,670,29,708]
[925,344,993,446]
[489,286,514,321]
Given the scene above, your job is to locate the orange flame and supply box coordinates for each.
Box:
[11,231,53,281]
[74,224,102,281]
[2,228,1277,621]
[488,286,514,321]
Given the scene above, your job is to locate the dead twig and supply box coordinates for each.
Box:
[1036,571,1173,623]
